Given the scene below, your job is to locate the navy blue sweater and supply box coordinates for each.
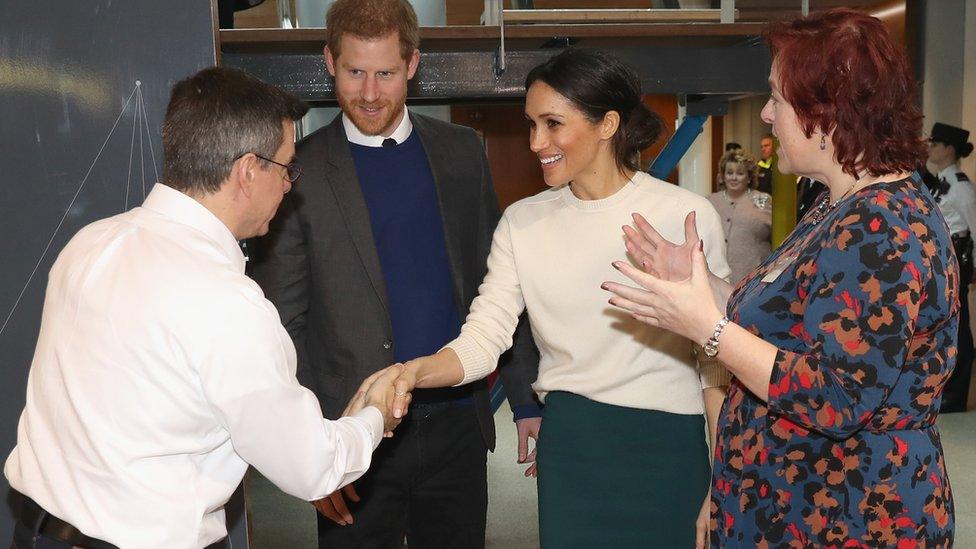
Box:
[349,133,462,365]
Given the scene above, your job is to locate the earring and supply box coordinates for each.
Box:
[820,134,827,151]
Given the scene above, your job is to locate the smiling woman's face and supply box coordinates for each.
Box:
[524,81,612,188]
[723,162,750,195]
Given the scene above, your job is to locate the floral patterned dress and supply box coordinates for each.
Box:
[711,177,956,547]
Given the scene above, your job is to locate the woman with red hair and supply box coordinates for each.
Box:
[605,8,955,547]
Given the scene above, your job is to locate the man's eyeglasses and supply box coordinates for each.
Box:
[237,152,303,183]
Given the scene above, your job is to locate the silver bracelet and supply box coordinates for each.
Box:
[702,316,730,358]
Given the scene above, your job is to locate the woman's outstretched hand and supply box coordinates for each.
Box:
[603,239,722,345]
[624,211,700,281]
[695,492,712,549]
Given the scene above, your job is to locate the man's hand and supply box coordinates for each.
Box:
[515,417,541,477]
[343,367,389,418]
[344,364,409,435]
[312,484,361,526]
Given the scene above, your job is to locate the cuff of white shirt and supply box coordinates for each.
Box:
[444,336,494,386]
[354,407,384,450]
[698,358,732,389]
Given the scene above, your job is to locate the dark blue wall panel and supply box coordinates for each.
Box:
[0,2,248,546]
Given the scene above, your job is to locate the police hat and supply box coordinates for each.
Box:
[929,122,971,150]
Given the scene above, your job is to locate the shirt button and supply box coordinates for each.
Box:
[382,340,393,350]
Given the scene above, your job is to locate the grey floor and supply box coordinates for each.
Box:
[245,398,974,548]
[243,411,541,548]
[940,409,976,545]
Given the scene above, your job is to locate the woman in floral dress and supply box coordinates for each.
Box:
[605,8,954,547]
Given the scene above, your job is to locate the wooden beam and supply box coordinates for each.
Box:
[502,9,730,24]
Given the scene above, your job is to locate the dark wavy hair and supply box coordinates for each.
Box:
[525,49,663,173]
[766,8,926,178]
[943,139,974,161]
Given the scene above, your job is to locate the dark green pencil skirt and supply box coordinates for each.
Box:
[536,392,710,548]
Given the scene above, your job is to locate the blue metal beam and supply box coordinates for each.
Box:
[648,115,708,180]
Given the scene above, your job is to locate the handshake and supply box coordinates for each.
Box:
[341,362,419,436]
[315,363,420,524]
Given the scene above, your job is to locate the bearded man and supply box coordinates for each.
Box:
[248,1,540,547]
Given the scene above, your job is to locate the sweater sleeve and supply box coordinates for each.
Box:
[695,200,733,389]
[445,214,527,385]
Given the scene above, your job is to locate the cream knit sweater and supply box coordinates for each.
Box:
[447,172,732,414]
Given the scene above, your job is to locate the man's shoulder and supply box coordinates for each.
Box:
[296,115,343,153]
[72,211,127,240]
[208,272,275,312]
[53,212,131,269]
[410,112,479,142]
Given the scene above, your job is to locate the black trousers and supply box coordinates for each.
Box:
[317,402,488,549]
[11,523,118,549]
[945,235,974,412]
[10,493,226,549]
[11,521,75,549]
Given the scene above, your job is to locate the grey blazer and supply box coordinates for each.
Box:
[249,112,539,450]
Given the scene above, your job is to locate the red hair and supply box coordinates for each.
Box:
[766,8,926,178]
[326,0,420,62]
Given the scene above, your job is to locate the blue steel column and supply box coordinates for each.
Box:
[649,115,708,180]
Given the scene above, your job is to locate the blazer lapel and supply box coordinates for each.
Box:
[321,119,390,315]
[412,113,468,307]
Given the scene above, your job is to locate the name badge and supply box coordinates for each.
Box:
[762,254,798,283]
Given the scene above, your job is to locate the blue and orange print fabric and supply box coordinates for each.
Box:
[712,177,955,547]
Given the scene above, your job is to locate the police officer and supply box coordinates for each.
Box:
[756,133,774,194]
[928,122,976,413]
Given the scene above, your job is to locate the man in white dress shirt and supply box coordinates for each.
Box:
[4,67,401,549]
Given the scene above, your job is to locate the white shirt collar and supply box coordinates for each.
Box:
[938,164,960,181]
[142,183,246,272]
[342,107,413,147]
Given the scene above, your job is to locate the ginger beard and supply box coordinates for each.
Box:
[337,89,406,137]
[326,32,417,138]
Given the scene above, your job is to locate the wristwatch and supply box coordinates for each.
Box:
[702,316,731,358]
